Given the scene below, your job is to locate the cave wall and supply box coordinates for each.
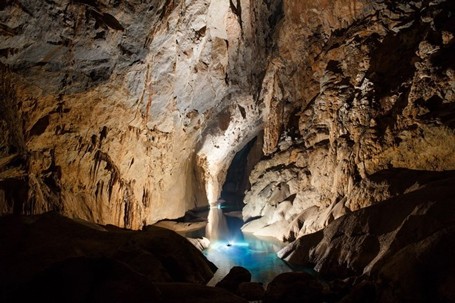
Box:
[1,0,454,234]
[0,0,282,228]
[242,0,455,240]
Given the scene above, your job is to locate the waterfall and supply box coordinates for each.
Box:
[206,199,229,242]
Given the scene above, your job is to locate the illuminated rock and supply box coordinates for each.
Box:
[277,170,455,275]
[0,0,454,300]
[242,0,455,240]
[0,0,281,228]
[276,170,455,301]
[0,0,454,266]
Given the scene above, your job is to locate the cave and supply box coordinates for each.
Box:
[220,135,262,211]
[1,0,455,302]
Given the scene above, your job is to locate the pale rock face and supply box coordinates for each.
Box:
[0,0,282,228]
[242,0,455,240]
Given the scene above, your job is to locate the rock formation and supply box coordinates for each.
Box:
[277,170,455,302]
[0,212,226,302]
[0,0,282,228]
[242,0,455,241]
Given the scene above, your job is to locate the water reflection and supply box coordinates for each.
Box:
[203,223,291,286]
[206,200,229,242]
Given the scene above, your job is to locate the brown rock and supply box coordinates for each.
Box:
[0,0,283,228]
[1,0,454,301]
[243,0,455,242]
[375,226,455,303]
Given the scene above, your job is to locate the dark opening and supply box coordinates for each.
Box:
[220,134,264,211]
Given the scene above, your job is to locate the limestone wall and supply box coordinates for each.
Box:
[1,0,453,235]
[242,0,455,240]
[0,0,282,228]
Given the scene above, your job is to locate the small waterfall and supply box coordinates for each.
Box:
[206,199,229,242]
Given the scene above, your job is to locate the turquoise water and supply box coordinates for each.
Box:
[203,215,291,286]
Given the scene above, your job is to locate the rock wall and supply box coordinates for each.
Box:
[242,0,455,240]
[0,0,282,228]
[277,170,455,302]
[1,0,454,236]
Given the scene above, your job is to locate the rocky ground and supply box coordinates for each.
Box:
[278,169,455,302]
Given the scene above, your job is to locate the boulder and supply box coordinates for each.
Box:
[375,226,455,303]
[0,212,216,300]
[156,283,249,303]
[8,256,161,303]
[186,237,211,251]
[237,282,266,301]
[215,266,252,293]
[278,170,455,280]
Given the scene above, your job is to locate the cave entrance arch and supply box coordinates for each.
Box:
[220,135,263,212]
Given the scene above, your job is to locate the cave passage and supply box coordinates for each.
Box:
[203,137,292,286]
[219,136,261,211]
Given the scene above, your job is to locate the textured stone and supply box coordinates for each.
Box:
[277,170,455,280]
[0,0,454,300]
[242,0,455,241]
[267,170,455,302]
[0,0,282,227]
[3,0,453,241]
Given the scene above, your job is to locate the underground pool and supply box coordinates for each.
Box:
[203,204,292,286]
